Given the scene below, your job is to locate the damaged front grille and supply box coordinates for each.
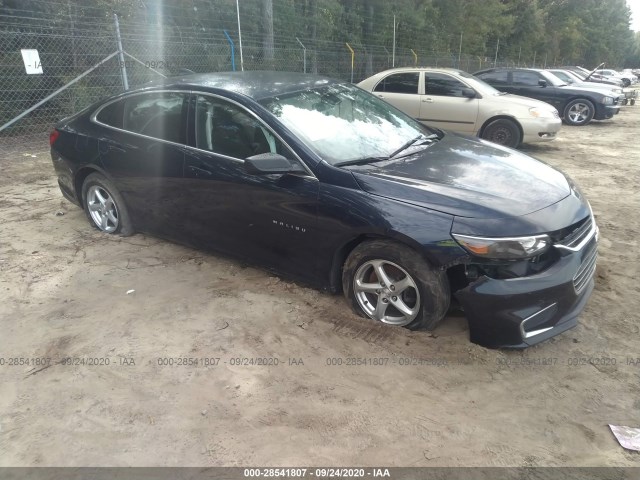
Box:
[574,243,598,294]
[555,216,595,251]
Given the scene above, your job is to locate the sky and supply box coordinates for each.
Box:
[629,0,640,31]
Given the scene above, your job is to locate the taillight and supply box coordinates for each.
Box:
[49,129,60,146]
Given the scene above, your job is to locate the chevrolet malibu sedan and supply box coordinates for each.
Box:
[357,67,561,149]
[50,72,598,348]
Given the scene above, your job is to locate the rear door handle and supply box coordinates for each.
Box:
[422,98,434,103]
[376,94,385,99]
[187,165,213,176]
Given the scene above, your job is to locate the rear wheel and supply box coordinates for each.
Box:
[563,99,595,126]
[481,119,521,149]
[81,173,133,236]
[342,240,450,330]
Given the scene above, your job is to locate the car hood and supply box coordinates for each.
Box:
[348,133,571,219]
[491,93,555,110]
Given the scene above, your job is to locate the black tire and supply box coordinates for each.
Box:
[81,173,134,236]
[631,98,636,106]
[622,78,631,88]
[563,99,595,126]
[481,118,521,149]
[342,239,450,330]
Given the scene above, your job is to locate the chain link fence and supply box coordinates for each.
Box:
[0,15,548,150]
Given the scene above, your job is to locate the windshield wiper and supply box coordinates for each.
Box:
[334,156,390,167]
[334,133,440,167]
[389,134,439,159]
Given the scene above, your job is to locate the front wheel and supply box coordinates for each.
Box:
[481,118,521,149]
[563,99,595,126]
[342,240,450,330]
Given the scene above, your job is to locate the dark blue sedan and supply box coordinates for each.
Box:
[49,71,598,348]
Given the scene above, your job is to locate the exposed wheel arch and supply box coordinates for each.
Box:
[329,233,447,294]
[74,167,101,208]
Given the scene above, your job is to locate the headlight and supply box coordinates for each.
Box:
[452,233,551,259]
[528,107,556,118]
[601,96,614,105]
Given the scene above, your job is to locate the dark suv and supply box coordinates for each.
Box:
[474,68,620,126]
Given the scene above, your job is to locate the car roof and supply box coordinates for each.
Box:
[477,67,545,73]
[148,71,342,100]
[372,67,469,75]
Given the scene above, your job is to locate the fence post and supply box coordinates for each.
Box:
[235,0,244,71]
[392,14,396,67]
[296,37,307,73]
[345,43,355,83]
[113,14,128,90]
[223,30,236,71]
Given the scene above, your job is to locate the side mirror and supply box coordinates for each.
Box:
[461,88,477,98]
[538,79,548,87]
[244,152,304,175]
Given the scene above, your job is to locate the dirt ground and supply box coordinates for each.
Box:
[1,104,639,468]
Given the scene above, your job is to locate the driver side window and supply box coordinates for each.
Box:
[194,95,294,160]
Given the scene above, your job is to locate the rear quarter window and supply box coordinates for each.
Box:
[95,100,124,129]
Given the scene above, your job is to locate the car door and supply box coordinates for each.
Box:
[96,91,189,238]
[510,71,560,109]
[183,93,319,280]
[419,72,479,133]
[372,71,421,118]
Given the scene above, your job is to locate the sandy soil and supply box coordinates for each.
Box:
[0,105,639,467]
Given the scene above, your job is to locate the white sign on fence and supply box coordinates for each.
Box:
[21,49,43,74]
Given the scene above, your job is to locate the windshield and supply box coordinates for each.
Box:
[259,83,437,165]
[539,70,566,87]
[549,71,575,83]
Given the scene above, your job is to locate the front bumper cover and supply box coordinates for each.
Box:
[455,229,598,349]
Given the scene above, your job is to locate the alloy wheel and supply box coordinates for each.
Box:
[567,102,591,124]
[87,185,119,233]
[353,259,420,326]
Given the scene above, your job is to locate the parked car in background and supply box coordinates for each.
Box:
[357,67,561,149]
[474,67,620,126]
[546,69,631,105]
[595,68,635,87]
[561,66,625,87]
[49,71,598,348]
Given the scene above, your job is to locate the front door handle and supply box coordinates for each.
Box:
[422,98,434,103]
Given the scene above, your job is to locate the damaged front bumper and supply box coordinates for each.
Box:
[455,222,598,349]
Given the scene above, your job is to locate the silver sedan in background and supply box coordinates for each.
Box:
[358,67,561,149]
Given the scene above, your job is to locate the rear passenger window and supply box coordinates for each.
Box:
[374,72,419,94]
[96,100,123,128]
[122,92,187,143]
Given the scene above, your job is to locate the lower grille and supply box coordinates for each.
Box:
[573,244,597,294]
